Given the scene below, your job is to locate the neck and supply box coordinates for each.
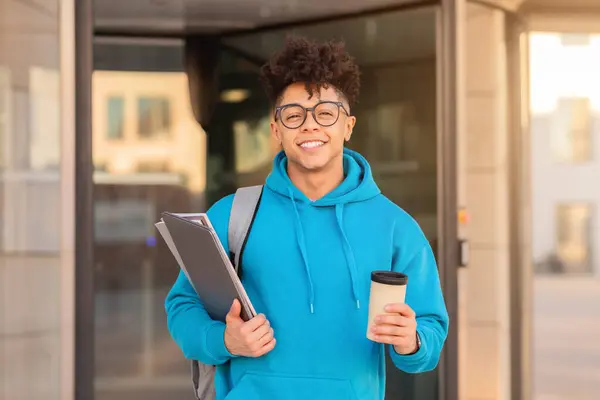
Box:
[287,157,344,201]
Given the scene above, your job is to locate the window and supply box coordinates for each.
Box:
[560,33,591,46]
[137,96,171,138]
[555,204,593,274]
[136,161,168,172]
[106,96,124,139]
[552,97,592,163]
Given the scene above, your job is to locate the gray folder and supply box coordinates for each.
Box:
[158,212,256,322]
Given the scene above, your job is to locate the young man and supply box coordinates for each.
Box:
[166,36,449,399]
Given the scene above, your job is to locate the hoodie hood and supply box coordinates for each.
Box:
[265,148,381,313]
[265,148,381,205]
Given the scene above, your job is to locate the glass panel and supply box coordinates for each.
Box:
[0,0,66,399]
[530,32,600,400]
[92,39,204,399]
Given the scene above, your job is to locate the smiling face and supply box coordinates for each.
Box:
[270,82,356,173]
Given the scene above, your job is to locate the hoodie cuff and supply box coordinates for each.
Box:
[389,329,428,370]
[205,322,237,362]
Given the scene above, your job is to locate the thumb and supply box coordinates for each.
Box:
[226,298,242,324]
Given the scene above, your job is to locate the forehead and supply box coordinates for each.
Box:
[280,82,340,106]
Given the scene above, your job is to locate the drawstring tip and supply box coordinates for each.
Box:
[310,303,314,314]
[356,300,360,309]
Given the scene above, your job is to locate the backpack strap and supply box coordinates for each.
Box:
[228,185,264,276]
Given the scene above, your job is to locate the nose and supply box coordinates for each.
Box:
[301,110,320,131]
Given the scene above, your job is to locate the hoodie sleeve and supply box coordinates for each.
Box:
[388,220,450,374]
[164,194,236,365]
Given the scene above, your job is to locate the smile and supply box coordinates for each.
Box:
[298,140,326,149]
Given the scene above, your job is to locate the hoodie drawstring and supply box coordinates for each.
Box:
[286,187,361,313]
[335,204,361,309]
[287,188,316,313]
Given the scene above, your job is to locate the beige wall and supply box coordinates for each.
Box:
[460,4,513,400]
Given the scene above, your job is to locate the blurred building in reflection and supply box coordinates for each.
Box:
[93,70,206,194]
[530,32,600,276]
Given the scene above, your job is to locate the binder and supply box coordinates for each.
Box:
[155,212,256,322]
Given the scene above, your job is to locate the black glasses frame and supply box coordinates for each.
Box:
[274,100,350,129]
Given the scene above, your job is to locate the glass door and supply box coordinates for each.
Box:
[92,38,202,400]
[90,3,458,400]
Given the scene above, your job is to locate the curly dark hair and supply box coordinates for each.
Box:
[259,35,361,107]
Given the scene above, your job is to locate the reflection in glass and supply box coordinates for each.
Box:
[138,97,172,138]
[93,40,205,400]
[220,7,439,241]
[0,1,65,399]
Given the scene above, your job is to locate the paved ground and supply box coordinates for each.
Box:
[533,275,600,400]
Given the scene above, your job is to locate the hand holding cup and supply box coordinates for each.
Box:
[370,302,418,355]
[366,271,419,355]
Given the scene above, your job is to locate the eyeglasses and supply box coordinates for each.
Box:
[274,101,350,129]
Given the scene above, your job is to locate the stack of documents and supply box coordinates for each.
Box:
[155,212,256,322]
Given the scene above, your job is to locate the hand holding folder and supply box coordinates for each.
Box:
[155,212,256,322]
[223,298,276,358]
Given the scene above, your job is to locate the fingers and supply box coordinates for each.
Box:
[254,326,275,349]
[370,334,404,346]
[371,323,411,337]
[253,337,276,357]
[243,322,275,357]
[248,320,272,343]
[384,303,415,318]
[224,303,276,358]
[375,314,411,327]
[242,313,268,333]
[225,299,242,324]
[371,304,417,347]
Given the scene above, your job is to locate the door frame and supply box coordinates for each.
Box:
[75,0,95,400]
[436,1,462,400]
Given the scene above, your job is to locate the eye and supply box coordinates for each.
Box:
[281,105,305,121]
[286,114,302,121]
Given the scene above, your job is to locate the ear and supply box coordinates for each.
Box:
[345,116,356,142]
[270,120,282,145]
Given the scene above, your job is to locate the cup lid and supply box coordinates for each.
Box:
[371,271,408,286]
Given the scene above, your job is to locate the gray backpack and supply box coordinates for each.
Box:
[191,185,264,400]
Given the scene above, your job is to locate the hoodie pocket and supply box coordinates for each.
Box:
[224,371,358,400]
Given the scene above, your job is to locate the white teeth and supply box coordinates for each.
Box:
[299,141,324,149]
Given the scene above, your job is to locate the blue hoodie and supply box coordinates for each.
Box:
[165,148,449,400]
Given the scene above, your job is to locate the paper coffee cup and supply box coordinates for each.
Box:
[366,271,408,341]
